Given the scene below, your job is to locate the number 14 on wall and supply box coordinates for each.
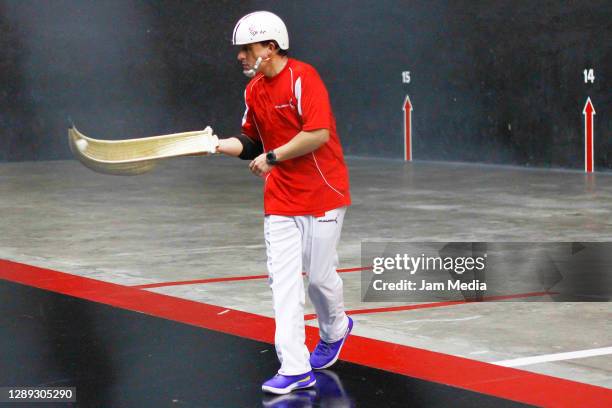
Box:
[583,69,595,84]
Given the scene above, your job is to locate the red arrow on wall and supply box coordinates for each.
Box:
[583,97,596,173]
[403,95,413,161]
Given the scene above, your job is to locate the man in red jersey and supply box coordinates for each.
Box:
[214,11,353,395]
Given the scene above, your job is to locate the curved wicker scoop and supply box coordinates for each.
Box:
[68,126,214,176]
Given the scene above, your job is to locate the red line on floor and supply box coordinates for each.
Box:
[131,266,371,289]
[1,259,610,407]
[337,266,371,273]
[304,291,557,320]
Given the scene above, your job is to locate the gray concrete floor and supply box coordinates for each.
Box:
[1,157,611,388]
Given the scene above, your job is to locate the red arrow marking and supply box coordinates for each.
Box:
[403,95,413,161]
[583,97,596,173]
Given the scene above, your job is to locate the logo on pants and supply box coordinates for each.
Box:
[317,216,338,224]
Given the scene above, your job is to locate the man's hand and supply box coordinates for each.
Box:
[200,126,220,155]
[249,153,273,177]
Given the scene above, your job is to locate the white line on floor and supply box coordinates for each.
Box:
[493,346,612,367]
[217,309,230,315]
[113,244,265,257]
[402,315,482,324]
[469,350,490,355]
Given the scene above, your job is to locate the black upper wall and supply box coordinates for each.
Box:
[1,0,609,169]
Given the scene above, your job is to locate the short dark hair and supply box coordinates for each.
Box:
[259,40,288,56]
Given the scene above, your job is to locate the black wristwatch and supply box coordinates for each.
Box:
[266,150,279,165]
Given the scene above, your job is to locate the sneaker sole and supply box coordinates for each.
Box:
[311,318,353,370]
[261,379,316,395]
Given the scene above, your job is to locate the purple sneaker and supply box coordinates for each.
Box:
[310,316,353,369]
[261,371,316,395]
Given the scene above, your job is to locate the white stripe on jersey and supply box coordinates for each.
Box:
[241,89,249,126]
[295,76,302,116]
[311,152,345,198]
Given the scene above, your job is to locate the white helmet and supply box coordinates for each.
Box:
[232,11,289,50]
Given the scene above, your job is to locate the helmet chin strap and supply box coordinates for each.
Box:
[243,55,271,78]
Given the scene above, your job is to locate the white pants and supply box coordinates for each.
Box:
[264,207,349,375]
